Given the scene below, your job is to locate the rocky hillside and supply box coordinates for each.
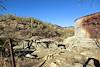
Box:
[0,14,74,67]
[0,14,74,42]
[0,13,100,67]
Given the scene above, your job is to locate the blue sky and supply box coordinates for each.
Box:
[1,0,100,27]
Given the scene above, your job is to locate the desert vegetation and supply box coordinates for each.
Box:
[0,14,74,41]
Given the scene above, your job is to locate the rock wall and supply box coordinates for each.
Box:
[75,12,100,38]
[75,17,90,38]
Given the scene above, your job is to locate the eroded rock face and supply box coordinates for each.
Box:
[75,12,100,38]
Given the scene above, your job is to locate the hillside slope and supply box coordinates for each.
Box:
[0,14,74,42]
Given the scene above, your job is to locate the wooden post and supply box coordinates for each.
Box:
[8,39,16,67]
[0,46,3,67]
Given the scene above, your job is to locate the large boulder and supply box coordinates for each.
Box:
[75,12,100,38]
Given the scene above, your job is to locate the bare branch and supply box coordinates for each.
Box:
[0,0,7,10]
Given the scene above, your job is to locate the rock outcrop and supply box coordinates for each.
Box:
[75,12,100,38]
[62,12,100,67]
[64,12,100,49]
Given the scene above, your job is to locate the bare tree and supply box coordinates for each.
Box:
[0,0,6,10]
